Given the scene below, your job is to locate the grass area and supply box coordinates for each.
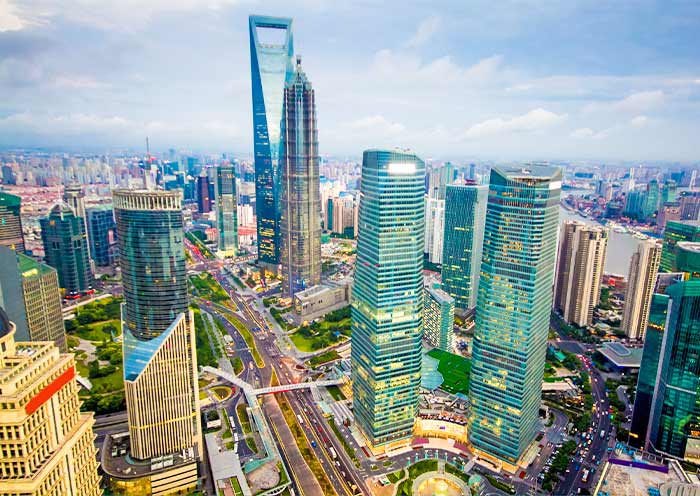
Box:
[185,231,214,259]
[74,319,120,342]
[387,469,405,484]
[232,356,243,375]
[270,307,293,330]
[236,403,252,435]
[290,306,352,352]
[193,306,220,368]
[224,314,265,368]
[212,386,232,401]
[308,350,340,368]
[395,460,438,496]
[189,273,231,305]
[276,393,337,495]
[199,390,208,400]
[326,385,346,401]
[478,471,516,494]
[427,348,471,395]
[327,416,358,464]
[230,476,243,496]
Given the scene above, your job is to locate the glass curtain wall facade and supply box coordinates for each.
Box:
[215,165,238,256]
[468,165,561,464]
[280,57,321,297]
[351,150,425,450]
[0,192,25,253]
[87,206,116,267]
[423,286,455,352]
[113,190,188,340]
[249,15,294,266]
[441,184,487,312]
[660,220,700,272]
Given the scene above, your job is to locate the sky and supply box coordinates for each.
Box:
[0,0,699,161]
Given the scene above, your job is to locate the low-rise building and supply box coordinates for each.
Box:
[292,281,351,324]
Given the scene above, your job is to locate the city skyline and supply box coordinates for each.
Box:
[1,1,699,161]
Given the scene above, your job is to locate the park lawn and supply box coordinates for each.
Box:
[308,350,340,368]
[75,319,120,342]
[90,363,124,393]
[290,326,348,352]
[427,348,471,395]
[326,385,346,401]
[236,403,252,435]
[190,273,232,305]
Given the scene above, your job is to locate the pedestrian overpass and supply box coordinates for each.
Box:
[201,366,342,397]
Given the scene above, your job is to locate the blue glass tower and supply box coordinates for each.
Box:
[351,150,425,451]
[468,165,561,464]
[249,15,294,267]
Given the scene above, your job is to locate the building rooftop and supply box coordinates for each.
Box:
[597,342,644,368]
[101,432,196,479]
[17,253,54,277]
[594,457,691,496]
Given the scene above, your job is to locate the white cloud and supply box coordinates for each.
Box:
[570,126,617,140]
[0,0,25,31]
[630,115,650,127]
[406,15,441,48]
[52,76,110,90]
[570,128,594,139]
[350,115,405,135]
[460,108,566,140]
[584,90,665,114]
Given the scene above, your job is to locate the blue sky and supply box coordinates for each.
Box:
[0,0,698,161]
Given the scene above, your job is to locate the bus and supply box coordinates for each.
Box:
[581,468,590,483]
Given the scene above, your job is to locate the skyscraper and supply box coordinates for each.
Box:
[0,308,101,496]
[112,189,201,463]
[63,182,90,260]
[215,165,238,257]
[0,247,67,351]
[424,197,445,265]
[86,206,116,267]
[441,184,487,312]
[279,57,321,297]
[554,221,608,327]
[40,203,93,294]
[196,173,211,214]
[0,191,25,253]
[249,15,294,268]
[468,165,561,465]
[660,220,700,272]
[423,285,455,352]
[622,239,662,340]
[351,150,425,452]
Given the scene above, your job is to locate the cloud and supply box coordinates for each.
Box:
[0,0,24,31]
[570,126,617,140]
[630,115,650,127]
[570,128,595,139]
[406,15,440,48]
[350,115,405,135]
[53,75,110,90]
[584,90,665,114]
[460,108,566,140]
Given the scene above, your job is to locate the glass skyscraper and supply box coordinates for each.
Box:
[40,203,93,294]
[280,57,321,297]
[113,190,188,340]
[351,150,425,451]
[468,165,561,464]
[249,15,294,267]
[86,206,116,267]
[423,286,455,352]
[0,191,25,253]
[660,220,700,272]
[441,184,487,312]
[215,165,238,257]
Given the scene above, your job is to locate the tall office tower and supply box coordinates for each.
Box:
[468,165,561,465]
[424,197,445,264]
[39,203,93,293]
[423,285,455,352]
[641,179,660,220]
[112,190,201,462]
[691,170,698,191]
[196,174,211,214]
[427,164,454,200]
[215,165,238,257]
[351,150,425,452]
[629,242,700,458]
[0,247,68,351]
[657,202,682,230]
[553,221,608,327]
[249,15,294,268]
[662,180,677,204]
[86,206,116,267]
[0,191,25,253]
[0,308,101,496]
[469,163,477,181]
[279,57,321,297]
[660,220,700,272]
[622,239,662,339]
[441,184,488,312]
[63,182,86,218]
[679,192,700,221]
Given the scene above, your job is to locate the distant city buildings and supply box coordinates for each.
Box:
[622,239,662,340]
[215,165,238,257]
[40,203,93,293]
[0,191,25,253]
[424,197,445,265]
[279,57,321,297]
[423,285,455,352]
[469,165,561,466]
[352,150,425,453]
[249,15,294,268]
[0,308,101,496]
[554,221,608,327]
[441,184,487,312]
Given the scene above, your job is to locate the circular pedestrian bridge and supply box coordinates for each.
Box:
[412,471,471,496]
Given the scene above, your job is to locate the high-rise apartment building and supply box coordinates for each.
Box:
[63,182,86,219]
[423,285,455,352]
[660,220,700,272]
[111,189,201,470]
[0,309,101,496]
[249,15,294,267]
[279,57,321,297]
[441,184,487,312]
[630,242,700,459]
[351,150,425,452]
[0,191,25,253]
[554,221,608,327]
[0,247,67,351]
[424,197,445,264]
[215,165,238,257]
[622,239,662,339]
[469,165,561,465]
[86,206,116,267]
[40,203,93,294]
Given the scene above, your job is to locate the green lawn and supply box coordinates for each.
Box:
[326,385,346,401]
[308,350,340,368]
[236,403,252,435]
[74,319,121,342]
[427,348,471,395]
[290,319,350,352]
[189,273,232,305]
